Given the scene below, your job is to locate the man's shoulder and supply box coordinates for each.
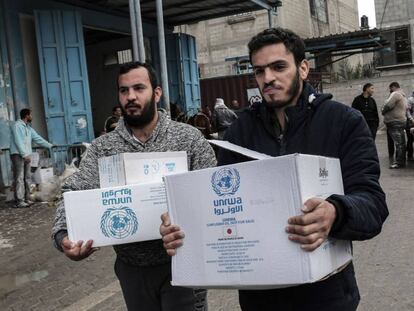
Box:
[353,94,363,101]
[317,97,359,118]
[167,119,201,136]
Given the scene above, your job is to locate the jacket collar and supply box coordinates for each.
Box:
[256,81,333,138]
[115,110,169,146]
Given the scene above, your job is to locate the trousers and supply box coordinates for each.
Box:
[114,258,207,311]
[11,154,31,203]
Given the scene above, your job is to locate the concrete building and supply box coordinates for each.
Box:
[178,0,361,78]
[324,0,414,114]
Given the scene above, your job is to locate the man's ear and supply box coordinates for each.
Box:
[154,86,162,103]
[299,59,310,80]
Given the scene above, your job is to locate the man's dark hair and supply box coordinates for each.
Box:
[118,62,159,90]
[389,81,400,89]
[248,28,306,65]
[363,83,373,92]
[20,108,31,119]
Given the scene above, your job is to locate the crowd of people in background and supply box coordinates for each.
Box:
[169,97,241,140]
[352,81,414,169]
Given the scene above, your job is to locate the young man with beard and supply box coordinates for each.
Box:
[160,28,388,311]
[52,62,216,310]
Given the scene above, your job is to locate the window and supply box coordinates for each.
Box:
[103,37,152,67]
[117,49,132,64]
[309,0,328,23]
[377,26,412,67]
[395,28,411,63]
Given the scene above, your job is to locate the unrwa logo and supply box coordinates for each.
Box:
[211,168,240,196]
[100,206,138,239]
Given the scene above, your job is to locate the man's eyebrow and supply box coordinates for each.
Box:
[118,83,146,89]
[253,60,286,69]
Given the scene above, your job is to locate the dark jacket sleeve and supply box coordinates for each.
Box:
[351,96,358,109]
[328,109,388,241]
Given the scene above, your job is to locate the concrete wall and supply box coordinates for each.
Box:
[181,0,360,78]
[375,0,413,28]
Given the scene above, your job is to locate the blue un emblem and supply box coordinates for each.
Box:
[100,207,138,239]
[211,168,240,196]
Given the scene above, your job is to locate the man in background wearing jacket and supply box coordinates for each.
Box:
[382,82,408,169]
[10,108,52,208]
[160,28,388,311]
[351,83,379,140]
[213,98,238,139]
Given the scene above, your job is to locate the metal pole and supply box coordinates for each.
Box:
[156,0,170,113]
[134,0,146,61]
[128,0,139,61]
[268,9,273,28]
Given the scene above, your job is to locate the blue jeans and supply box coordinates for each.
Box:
[386,122,406,166]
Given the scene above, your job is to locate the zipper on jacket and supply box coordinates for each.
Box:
[278,133,286,155]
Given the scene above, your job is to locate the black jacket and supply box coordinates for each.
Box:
[218,83,388,309]
[219,83,388,241]
[351,94,379,125]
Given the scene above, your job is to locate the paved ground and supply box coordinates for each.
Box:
[0,132,413,311]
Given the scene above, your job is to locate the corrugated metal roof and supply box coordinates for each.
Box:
[54,0,279,26]
[304,28,390,55]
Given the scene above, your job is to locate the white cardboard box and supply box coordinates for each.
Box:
[98,151,188,188]
[32,167,54,184]
[31,152,40,168]
[64,182,167,247]
[164,153,352,288]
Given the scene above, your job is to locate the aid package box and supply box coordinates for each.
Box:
[64,151,188,247]
[164,142,352,288]
[98,151,188,188]
[64,182,168,247]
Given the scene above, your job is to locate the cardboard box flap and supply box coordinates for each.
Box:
[99,151,188,188]
[208,140,273,160]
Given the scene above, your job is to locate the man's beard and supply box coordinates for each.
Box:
[262,69,301,109]
[121,93,156,128]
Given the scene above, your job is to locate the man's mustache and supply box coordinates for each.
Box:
[262,82,276,92]
[125,101,140,109]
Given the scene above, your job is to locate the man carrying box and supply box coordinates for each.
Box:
[160,28,388,311]
[52,62,216,311]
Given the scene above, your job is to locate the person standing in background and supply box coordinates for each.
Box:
[382,82,408,169]
[352,83,379,140]
[103,106,122,133]
[212,98,238,139]
[10,108,53,208]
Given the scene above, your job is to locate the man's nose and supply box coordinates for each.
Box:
[127,88,136,100]
[263,67,275,84]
